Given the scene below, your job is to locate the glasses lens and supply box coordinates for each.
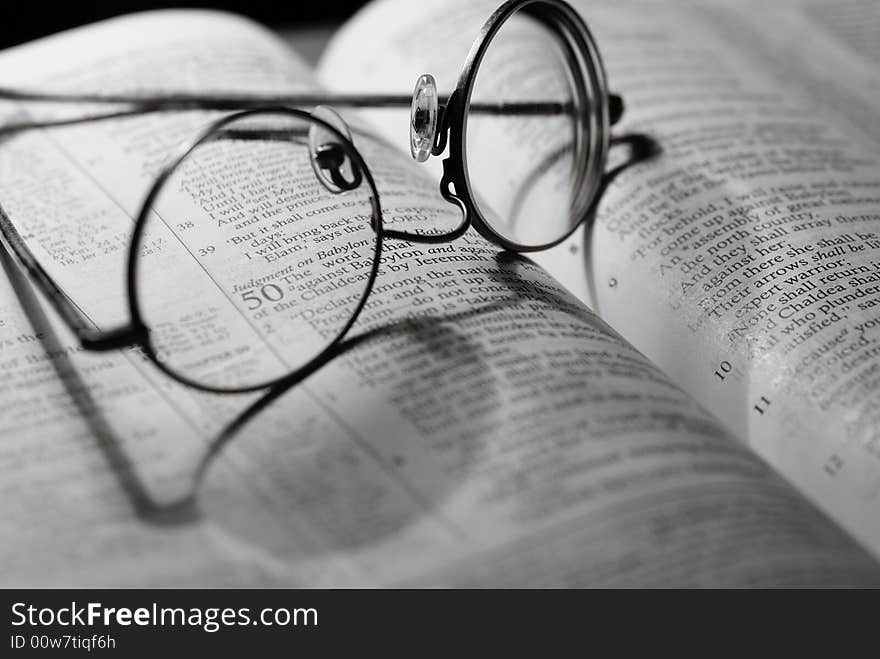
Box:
[133,110,379,390]
[465,6,601,248]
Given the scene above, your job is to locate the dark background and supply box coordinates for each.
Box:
[0,1,368,49]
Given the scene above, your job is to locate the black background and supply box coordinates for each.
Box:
[3,588,872,656]
[0,1,368,49]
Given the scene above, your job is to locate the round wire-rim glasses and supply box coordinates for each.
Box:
[0,0,625,394]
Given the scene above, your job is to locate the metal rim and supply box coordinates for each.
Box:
[445,0,611,253]
[125,106,385,394]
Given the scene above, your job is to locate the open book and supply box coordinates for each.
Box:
[1,0,879,586]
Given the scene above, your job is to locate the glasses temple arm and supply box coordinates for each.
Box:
[0,203,143,350]
[0,87,624,121]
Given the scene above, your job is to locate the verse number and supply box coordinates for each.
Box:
[824,454,844,477]
[714,360,732,381]
[753,396,771,415]
[198,245,215,257]
[176,220,195,231]
[241,284,284,310]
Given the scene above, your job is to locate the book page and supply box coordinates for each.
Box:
[318,0,880,557]
[0,9,877,586]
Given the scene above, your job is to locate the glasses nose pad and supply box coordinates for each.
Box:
[309,105,362,193]
[410,74,438,163]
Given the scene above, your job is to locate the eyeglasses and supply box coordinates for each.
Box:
[0,0,624,393]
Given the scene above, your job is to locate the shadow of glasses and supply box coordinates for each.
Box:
[582,133,662,310]
[0,239,530,529]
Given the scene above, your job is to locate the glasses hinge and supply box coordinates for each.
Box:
[81,325,147,351]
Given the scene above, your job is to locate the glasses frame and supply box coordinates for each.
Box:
[0,0,624,394]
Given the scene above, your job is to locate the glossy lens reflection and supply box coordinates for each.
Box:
[134,110,379,391]
[465,7,598,248]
